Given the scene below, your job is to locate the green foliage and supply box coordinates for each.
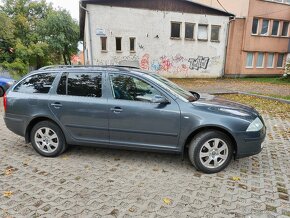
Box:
[0,0,79,76]
[285,60,290,74]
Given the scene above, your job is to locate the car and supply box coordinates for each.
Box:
[0,76,15,97]
[3,65,266,173]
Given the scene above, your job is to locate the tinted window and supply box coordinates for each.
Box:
[14,73,57,94]
[185,23,194,39]
[110,74,161,102]
[59,73,102,97]
[252,18,259,34]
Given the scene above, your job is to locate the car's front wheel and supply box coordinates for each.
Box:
[188,130,233,174]
[30,121,67,157]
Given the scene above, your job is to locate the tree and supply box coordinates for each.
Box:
[0,0,79,76]
[39,9,79,65]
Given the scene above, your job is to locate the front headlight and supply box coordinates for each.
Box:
[246,117,264,132]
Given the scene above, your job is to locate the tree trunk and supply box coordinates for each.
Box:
[63,53,68,65]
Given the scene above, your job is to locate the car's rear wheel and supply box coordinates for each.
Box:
[31,121,66,157]
[0,87,4,97]
[188,130,233,174]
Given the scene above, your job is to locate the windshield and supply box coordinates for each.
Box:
[146,73,197,102]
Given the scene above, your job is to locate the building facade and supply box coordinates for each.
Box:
[199,0,290,77]
[80,0,233,78]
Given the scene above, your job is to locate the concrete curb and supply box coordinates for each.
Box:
[212,91,290,104]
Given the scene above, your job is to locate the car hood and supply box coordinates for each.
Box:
[192,93,259,120]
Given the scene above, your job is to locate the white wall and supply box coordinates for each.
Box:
[85,5,230,78]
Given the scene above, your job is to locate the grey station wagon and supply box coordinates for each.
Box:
[3,66,266,173]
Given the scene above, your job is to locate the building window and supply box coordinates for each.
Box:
[267,53,274,68]
[252,18,259,34]
[129,37,135,52]
[271,20,279,36]
[256,52,264,68]
[211,25,220,42]
[246,52,254,68]
[171,22,181,38]
[198,24,208,41]
[277,53,284,68]
[185,23,194,39]
[261,19,269,35]
[100,37,107,51]
[116,37,122,52]
[282,21,289,36]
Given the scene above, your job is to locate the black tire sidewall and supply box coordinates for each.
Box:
[189,131,233,174]
[30,121,65,157]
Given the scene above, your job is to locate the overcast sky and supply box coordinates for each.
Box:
[46,0,80,21]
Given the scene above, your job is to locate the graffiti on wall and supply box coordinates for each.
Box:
[188,56,210,70]
[140,53,211,75]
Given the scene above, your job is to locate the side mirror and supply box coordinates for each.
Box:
[151,95,170,104]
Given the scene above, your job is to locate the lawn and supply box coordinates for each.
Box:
[235,76,290,85]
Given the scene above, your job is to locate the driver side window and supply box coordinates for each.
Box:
[110,74,162,102]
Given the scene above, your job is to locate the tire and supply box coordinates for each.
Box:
[188,130,233,174]
[30,121,67,157]
[0,87,4,97]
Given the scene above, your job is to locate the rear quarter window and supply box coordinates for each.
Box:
[14,73,57,94]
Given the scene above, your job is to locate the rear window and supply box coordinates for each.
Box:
[14,73,57,94]
[57,72,102,97]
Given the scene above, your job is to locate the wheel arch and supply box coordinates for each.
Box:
[25,116,65,143]
[183,126,237,157]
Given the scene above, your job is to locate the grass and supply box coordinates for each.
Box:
[249,92,290,101]
[235,76,290,85]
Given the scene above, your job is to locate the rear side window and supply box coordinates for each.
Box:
[57,72,102,97]
[14,73,57,94]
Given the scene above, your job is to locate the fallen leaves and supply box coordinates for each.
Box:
[3,166,18,176]
[230,176,240,181]
[3,191,13,198]
[163,197,173,205]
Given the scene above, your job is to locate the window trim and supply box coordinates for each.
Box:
[260,19,270,35]
[252,18,259,35]
[184,22,195,40]
[276,53,285,68]
[266,53,275,68]
[210,25,221,42]
[197,24,208,41]
[256,52,265,68]
[271,20,280,36]
[246,52,254,68]
[170,21,182,39]
[281,21,289,37]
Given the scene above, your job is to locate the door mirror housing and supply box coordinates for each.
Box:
[151,95,170,104]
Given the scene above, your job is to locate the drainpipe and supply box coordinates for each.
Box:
[223,17,236,78]
[80,3,94,65]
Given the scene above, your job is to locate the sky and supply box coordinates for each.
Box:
[46,0,80,21]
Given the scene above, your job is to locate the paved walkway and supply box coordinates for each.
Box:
[0,96,290,217]
[172,79,290,97]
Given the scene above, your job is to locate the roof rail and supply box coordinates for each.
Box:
[38,65,140,70]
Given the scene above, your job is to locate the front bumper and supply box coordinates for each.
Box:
[234,125,266,159]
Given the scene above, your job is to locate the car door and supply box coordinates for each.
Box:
[49,71,109,144]
[107,72,181,150]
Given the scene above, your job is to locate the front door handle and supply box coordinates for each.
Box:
[51,102,62,109]
[110,107,123,113]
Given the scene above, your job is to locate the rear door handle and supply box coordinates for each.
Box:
[110,107,123,113]
[51,102,62,109]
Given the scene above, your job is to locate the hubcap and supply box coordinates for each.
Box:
[34,127,59,153]
[199,138,229,169]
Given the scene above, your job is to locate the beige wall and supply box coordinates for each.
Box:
[224,0,290,76]
[196,0,250,17]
